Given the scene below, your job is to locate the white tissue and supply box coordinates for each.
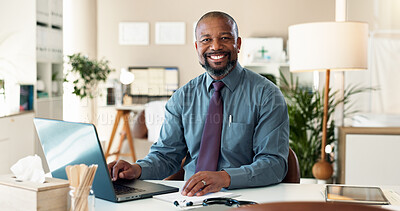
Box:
[10,154,45,183]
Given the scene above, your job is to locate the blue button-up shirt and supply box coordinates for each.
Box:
[137,63,289,189]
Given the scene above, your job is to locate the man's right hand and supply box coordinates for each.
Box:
[107,160,142,181]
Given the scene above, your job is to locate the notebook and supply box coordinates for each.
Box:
[325,185,390,205]
[34,118,179,202]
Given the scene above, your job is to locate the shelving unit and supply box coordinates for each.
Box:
[0,0,36,174]
[34,0,63,172]
[35,0,63,120]
[243,62,290,86]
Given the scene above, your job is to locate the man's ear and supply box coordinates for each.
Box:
[237,37,242,53]
[195,41,198,50]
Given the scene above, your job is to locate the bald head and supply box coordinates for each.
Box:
[195,11,239,40]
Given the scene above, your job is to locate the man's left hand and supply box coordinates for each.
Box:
[181,171,231,196]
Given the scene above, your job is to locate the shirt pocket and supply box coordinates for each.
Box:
[223,122,254,154]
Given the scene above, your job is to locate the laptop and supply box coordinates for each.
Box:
[33,118,179,202]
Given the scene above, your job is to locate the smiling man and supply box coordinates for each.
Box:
[108,11,289,196]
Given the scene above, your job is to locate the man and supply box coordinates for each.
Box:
[108,11,289,197]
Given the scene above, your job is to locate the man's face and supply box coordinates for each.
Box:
[195,17,241,78]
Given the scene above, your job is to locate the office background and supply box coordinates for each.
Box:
[0,0,399,183]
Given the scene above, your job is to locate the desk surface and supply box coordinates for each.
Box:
[115,104,145,112]
[94,181,400,211]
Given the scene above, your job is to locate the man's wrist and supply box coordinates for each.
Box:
[220,170,231,188]
[133,163,142,179]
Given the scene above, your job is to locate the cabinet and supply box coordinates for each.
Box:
[338,127,400,186]
[35,0,63,119]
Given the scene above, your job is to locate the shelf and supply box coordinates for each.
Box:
[37,96,62,103]
[0,111,35,119]
[243,62,289,67]
[35,0,63,120]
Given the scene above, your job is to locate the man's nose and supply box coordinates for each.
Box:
[210,39,222,50]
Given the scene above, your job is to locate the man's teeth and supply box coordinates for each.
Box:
[210,55,224,59]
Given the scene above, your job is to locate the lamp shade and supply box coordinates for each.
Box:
[120,68,135,85]
[289,22,369,72]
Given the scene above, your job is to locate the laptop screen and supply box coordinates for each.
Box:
[34,118,116,200]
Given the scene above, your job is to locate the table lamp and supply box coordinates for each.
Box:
[288,22,368,180]
[120,68,135,105]
[120,68,135,86]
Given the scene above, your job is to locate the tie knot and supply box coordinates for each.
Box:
[213,81,225,92]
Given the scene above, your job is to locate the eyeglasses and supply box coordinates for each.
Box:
[202,197,258,207]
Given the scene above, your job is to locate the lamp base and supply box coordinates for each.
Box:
[312,160,333,180]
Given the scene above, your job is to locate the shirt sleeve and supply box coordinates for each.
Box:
[136,92,188,179]
[223,86,290,189]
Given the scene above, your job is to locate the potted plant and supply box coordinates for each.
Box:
[65,53,114,125]
[279,72,371,181]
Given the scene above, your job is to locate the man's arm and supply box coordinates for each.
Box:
[107,93,187,181]
[136,93,188,179]
[223,87,290,189]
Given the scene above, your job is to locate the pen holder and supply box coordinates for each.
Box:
[69,186,95,211]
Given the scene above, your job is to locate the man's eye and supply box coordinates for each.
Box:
[201,38,211,42]
[221,37,232,40]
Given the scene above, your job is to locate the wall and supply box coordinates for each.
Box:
[63,0,98,123]
[64,0,97,58]
[344,0,400,116]
[97,0,335,86]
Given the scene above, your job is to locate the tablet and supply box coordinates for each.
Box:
[325,185,390,205]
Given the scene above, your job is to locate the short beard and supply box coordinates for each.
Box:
[200,53,236,78]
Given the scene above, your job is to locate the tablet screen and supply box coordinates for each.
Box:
[326,185,390,205]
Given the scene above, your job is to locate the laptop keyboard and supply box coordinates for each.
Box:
[113,183,145,195]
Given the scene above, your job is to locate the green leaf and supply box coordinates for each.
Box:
[279,71,374,178]
[63,53,115,99]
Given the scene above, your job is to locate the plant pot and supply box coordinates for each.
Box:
[300,178,318,184]
[300,178,333,184]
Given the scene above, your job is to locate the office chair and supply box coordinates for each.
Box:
[281,147,300,183]
[230,201,388,211]
[165,147,300,184]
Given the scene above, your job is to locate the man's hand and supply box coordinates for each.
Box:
[181,171,231,196]
[107,160,142,181]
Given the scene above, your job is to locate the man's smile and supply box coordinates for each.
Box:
[206,52,229,63]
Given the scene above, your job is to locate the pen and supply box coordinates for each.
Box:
[229,115,232,127]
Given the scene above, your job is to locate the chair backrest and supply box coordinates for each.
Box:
[165,147,300,183]
[164,157,186,180]
[282,147,300,183]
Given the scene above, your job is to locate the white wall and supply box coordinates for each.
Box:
[63,0,98,124]
[345,0,400,117]
[96,0,335,86]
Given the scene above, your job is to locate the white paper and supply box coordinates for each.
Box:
[383,190,400,206]
[10,154,45,183]
[153,191,238,208]
[119,22,149,45]
[155,22,186,45]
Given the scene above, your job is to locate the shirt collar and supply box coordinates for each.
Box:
[205,63,243,92]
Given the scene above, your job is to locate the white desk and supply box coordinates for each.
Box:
[95,181,400,210]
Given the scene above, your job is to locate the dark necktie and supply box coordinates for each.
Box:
[196,81,225,172]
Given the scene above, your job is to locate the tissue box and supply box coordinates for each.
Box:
[0,174,69,211]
